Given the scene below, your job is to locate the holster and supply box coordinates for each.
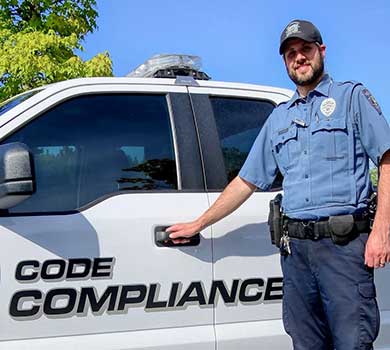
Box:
[268,193,283,248]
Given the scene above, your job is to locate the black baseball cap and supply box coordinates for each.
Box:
[279,20,323,55]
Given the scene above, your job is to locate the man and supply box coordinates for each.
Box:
[168,19,390,349]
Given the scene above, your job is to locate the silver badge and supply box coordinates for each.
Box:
[320,98,336,118]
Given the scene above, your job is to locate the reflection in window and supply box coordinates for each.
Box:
[211,97,274,181]
[211,97,282,190]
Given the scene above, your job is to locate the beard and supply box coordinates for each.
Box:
[287,54,324,87]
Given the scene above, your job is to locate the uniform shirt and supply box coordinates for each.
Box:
[239,74,390,220]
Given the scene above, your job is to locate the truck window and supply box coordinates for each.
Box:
[2,94,177,213]
[210,97,282,190]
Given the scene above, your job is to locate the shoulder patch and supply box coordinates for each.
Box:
[362,88,382,114]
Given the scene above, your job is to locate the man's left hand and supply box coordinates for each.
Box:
[365,226,390,268]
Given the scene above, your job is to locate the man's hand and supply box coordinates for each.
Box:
[166,220,203,245]
[165,176,257,245]
[365,226,390,268]
[365,150,390,268]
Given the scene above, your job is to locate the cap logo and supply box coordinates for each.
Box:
[285,22,301,38]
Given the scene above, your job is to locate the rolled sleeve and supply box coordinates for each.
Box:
[239,116,278,190]
[353,85,390,166]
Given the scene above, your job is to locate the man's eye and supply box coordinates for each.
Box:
[302,46,312,53]
[287,51,296,60]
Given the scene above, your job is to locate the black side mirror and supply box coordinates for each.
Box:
[0,142,35,209]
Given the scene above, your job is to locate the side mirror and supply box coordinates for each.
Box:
[0,142,35,209]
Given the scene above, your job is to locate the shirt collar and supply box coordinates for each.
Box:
[286,73,332,109]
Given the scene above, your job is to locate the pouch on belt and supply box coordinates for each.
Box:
[328,214,355,245]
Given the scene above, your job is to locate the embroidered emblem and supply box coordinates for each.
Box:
[362,88,382,114]
[285,22,301,38]
[320,98,336,118]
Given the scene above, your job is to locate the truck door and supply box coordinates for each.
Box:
[0,84,214,350]
[189,85,292,349]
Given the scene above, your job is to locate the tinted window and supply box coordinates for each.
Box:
[211,97,282,189]
[3,94,177,213]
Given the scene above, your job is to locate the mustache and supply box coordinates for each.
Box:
[294,62,311,69]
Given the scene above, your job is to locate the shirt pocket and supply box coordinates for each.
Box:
[310,117,351,203]
[272,124,299,172]
[310,118,348,158]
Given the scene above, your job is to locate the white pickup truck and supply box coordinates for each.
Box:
[0,55,388,349]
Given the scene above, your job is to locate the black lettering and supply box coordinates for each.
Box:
[9,290,42,317]
[15,260,40,282]
[66,259,92,279]
[264,277,283,301]
[117,285,147,311]
[41,259,66,280]
[92,257,114,278]
[77,286,118,314]
[239,278,264,303]
[168,282,180,307]
[44,288,77,315]
[177,282,206,307]
[208,280,239,305]
[146,284,167,309]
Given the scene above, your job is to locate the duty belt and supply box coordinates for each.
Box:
[286,215,370,240]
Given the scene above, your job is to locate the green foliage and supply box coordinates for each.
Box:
[370,167,378,188]
[0,0,112,102]
[0,0,97,39]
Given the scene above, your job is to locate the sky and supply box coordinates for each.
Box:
[79,0,390,119]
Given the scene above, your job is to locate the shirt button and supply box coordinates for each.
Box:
[305,174,309,179]
[303,150,307,155]
[305,198,309,202]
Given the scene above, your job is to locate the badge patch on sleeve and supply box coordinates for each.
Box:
[362,88,382,114]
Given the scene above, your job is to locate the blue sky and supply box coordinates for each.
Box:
[80,0,390,118]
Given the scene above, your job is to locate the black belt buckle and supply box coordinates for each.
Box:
[301,221,319,240]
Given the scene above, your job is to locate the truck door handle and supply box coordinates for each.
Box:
[154,226,200,247]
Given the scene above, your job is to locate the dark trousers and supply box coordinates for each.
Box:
[281,234,380,350]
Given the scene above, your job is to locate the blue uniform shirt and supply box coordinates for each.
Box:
[239,74,390,219]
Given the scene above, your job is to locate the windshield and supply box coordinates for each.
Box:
[0,90,42,117]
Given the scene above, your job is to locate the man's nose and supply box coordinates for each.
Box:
[295,52,306,63]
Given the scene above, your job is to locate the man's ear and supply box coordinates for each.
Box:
[319,44,326,59]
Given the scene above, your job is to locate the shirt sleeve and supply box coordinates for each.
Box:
[352,85,390,166]
[238,114,278,190]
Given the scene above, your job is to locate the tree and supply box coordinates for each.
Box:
[0,0,112,102]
